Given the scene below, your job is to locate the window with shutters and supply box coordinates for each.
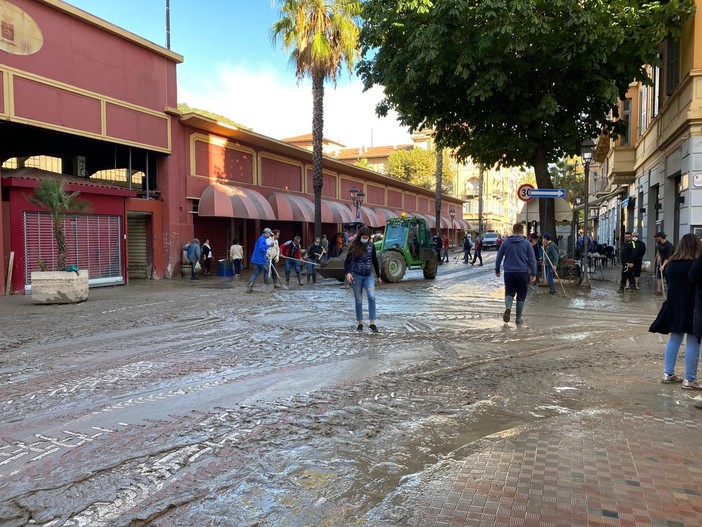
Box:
[24,212,123,287]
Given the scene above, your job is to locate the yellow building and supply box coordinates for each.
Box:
[594,1,702,258]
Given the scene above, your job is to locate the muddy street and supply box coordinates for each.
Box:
[0,256,697,526]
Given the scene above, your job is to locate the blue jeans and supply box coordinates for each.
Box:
[351,273,377,322]
[306,261,316,278]
[545,265,556,291]
[285,258,301,278]
[250,263,269,284]
[664,332,701,381]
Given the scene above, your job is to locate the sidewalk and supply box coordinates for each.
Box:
[415,395,702,527]
[412,263,702,527]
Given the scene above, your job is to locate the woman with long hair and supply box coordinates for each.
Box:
[651,233,702,389]
[345,226,382,333]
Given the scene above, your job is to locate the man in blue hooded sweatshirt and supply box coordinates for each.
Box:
[495,223,538,325]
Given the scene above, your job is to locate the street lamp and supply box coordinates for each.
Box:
[580,139,596,288]
[449,207,456,248]
[350,186,365,221]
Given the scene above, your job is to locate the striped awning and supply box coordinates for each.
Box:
[321,199,355,224]
[454,218,471,231]
[198,183,276,220]
[357,206,379,227]
[414,212,436,229]
[372,206,401,225]
[268,192,315,222]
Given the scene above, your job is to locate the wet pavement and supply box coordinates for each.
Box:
[0,253,700,526]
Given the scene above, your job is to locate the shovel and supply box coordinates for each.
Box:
[270,262,289,290]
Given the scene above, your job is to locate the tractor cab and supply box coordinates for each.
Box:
[377,215,437,282]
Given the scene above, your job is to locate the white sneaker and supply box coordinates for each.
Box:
[682,379,702,390]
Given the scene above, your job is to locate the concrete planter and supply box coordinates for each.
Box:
[30,270,89,304]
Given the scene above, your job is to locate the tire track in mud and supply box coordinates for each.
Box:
[0,271,663,526]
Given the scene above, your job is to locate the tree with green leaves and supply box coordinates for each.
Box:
[25,178,91,270]
[384,148,455,193]
[358,0,694,237]
[549,158,582,205]
[272,0,361,237]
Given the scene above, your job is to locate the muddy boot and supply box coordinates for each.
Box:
[312,273,317,284]
[285,273,290,286]
[298,275,303,286]
[515,301,525,325]
[245,280,254,293]
[307,275,311,284]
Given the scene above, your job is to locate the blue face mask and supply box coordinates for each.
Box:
[360,237,370,244]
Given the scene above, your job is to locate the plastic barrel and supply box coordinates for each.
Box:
[216,259,233,277]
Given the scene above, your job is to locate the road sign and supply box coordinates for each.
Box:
[517,183,534,202]
[529,188,566,199]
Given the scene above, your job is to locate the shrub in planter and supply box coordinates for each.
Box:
[25,178,91,304]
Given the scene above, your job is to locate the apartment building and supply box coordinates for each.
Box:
[594,4,702,259]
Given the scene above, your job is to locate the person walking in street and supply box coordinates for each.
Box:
[441,234,450,263]
[186,238,201,281]
[246,228,274,293]
[306,237,325,284]
[229,238,243,280]
[618,231,636,292]
[650,233,702,389]
[462,234,473,263]
[201,239,212,276]
[470,232,483,266]
[542,233,559,295]
[655,231,674,295]
[495,223,537,325]
[631,231,646,289]
[345,226,382,333]
[281,235,304,285]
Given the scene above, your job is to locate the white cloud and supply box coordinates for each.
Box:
[178,64,413,148]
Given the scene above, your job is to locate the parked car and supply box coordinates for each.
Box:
[481,232,500,250]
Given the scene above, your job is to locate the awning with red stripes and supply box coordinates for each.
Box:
[198,183,276,220]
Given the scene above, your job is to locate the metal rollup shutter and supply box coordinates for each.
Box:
[24,211,124,290]
[127,215,148,279]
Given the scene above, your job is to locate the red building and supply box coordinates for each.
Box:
[0,0,466,295]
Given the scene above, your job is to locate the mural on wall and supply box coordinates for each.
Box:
[0,1,43,56]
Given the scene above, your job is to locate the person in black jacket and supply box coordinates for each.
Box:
[651,233,702,389]
[618,232,636,291]
[655,232,674,295]
[345,227,382,333]
[631,232,646,289]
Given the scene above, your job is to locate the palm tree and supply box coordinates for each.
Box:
[271,0,361,237]
[25,178,90,270]
[434,147,443,236]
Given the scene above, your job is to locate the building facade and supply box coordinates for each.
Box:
[593,3,702,259]
[0,0,465,295]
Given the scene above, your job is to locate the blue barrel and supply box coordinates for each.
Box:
[216,259,233,277]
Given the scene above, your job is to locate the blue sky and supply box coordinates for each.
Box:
[65,0,413,148]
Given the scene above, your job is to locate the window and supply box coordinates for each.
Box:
[652,66,661,118]
[665,39,680,96]
[622,98,632,145]
[639,88,647,138]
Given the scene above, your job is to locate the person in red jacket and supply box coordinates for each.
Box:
[281,236,303,285]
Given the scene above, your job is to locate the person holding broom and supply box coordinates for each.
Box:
[542,233,559,296]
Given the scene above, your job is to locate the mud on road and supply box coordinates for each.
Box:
[0,258,680,526]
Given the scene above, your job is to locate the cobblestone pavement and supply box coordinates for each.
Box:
[0,255,700,526]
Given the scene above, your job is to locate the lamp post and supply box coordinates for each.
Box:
[350,186,365,222]
[449,207,456,248]
[573,196,582,259]
[580,139,596,288]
